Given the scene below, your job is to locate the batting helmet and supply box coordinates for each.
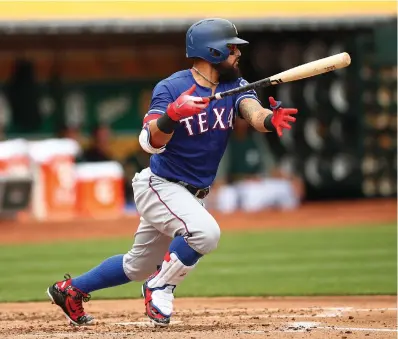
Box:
[186,18,249,64]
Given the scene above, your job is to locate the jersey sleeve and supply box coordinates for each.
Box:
[140,80,173,154]
[234,78,262,117]
[143,80,174,125]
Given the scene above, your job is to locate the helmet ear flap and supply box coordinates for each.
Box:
[207,42,230,63]
[209,48,221,57]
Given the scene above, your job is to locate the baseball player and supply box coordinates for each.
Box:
[46,18,298,327]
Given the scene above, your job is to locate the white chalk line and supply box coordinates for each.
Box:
[179,307,396,320]
[238,313,339,319]
[176,307,397,314]
[285,321,398,333]
[242,326,398,335]
[280,321,320,333]
[325,327,398,332]
[289,321,398,333]
[115,320,183,326]
[241,328,398,335]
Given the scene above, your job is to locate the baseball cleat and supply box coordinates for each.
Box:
[142,274,174,327]
[47,274,94,326]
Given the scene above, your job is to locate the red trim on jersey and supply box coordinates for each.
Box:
[143,113,162,125]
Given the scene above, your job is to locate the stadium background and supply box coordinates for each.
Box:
[0,2,396,339]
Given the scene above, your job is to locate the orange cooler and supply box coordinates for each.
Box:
[75,161,125,219]
[28,139,80,221]
[0,139,30,178]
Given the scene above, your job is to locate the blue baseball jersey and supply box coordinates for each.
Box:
[144,69,260,188]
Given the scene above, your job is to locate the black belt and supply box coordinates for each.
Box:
[164,177,210,199]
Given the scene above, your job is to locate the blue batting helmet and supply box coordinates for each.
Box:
[186,18,249,64]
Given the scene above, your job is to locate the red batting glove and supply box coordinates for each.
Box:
[166,84,210,121]
[269,96,298,137]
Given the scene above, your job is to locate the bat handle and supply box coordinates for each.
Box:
[208,93,223,101]
[207,77,271,101]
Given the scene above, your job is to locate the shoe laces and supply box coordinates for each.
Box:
[63,274,91,313]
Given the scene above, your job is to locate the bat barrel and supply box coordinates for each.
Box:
[208,52,351,101]
[269,52,351,84]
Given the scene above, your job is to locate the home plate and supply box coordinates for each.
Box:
[115,320,183,327]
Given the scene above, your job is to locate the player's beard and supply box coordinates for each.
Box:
[213,59,241,83]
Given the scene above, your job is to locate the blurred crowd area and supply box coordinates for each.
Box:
[0,7,396,221]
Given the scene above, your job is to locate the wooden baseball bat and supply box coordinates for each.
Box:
[208,52,351,101]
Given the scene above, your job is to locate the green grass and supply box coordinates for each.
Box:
[0,224,396,302]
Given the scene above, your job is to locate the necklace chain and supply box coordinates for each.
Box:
[192,67,219,86]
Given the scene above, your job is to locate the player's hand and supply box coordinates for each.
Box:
[166,84,210,121]
[269,97,298,137]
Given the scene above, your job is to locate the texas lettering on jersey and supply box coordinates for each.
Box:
[180,107,234,136]
[143,69,260,188]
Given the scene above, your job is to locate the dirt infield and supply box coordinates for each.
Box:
[0,296,396,339]
[0,199,396,244]
[0,199,396,338]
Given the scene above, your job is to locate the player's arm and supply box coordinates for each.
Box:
[146,118,175,148]
[238,98,272,132]
[139,84,209,154]
[239,97,298,137]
